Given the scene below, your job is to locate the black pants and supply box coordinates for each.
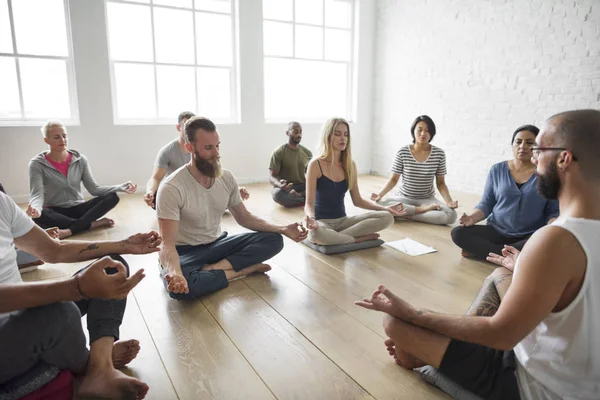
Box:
[271,182,306,208]
[161,231,284,300]
[34,193,119,235]
[451,225,530,261]
[0,254,129,384]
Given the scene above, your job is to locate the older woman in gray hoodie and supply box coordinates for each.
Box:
[27,121,137,239]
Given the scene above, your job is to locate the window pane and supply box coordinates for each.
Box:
[262,0,292,21]
[295,25,323,60]
[195,13,232,66]
[324,28,350,61]
[295,0,323,25]
[154,7,194,64]
[106,2,153,62]
[325,0,351,29]
[114,63,156,119]
[197,67,230,119]
[0,57,20,118]
[154,0,192,8]
[127,0,150,3]
[264,58,347,120]
[20,58,71,118]
[195,0,230,13]
[0,0,13,53]
[263,21,292,57]
[12,0,68,56]
[156,65,196,118]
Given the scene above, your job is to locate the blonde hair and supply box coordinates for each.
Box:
[317,117,354,189]
[40,120,66,138]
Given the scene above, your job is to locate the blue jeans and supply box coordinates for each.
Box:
[161,231,284,300]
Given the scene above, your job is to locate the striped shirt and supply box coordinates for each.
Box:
[391,145,447,199]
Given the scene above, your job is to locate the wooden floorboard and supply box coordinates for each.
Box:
[20,175,490,400]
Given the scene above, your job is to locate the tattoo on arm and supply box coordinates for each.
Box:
[468,279,501,317]
[79,243,99,255]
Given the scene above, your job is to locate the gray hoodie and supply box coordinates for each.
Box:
[29,150,124,210]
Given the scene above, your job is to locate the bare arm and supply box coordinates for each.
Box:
[229,202,285,233]
[13,225,160,264]
[435,175,455,205]
[269,169,288,189]
[158,218,182,277]
[304,160,319,218]
[349,164,390,211]
[145,167,167,195]
[403,227,579,350]
[0,279,80,314]
[373,174,400,201]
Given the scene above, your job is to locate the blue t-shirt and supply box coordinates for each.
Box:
[476,161,559,237]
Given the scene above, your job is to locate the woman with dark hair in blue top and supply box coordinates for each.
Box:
[451,124,559,261]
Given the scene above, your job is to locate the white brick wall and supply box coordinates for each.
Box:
[370,0,600,194]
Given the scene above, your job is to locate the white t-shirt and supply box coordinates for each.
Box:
[0,191,35,320]
[156,167,243,246]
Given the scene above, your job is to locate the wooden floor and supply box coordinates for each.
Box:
[21,175,492,400]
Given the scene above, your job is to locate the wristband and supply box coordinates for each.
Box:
[75,274,89,299]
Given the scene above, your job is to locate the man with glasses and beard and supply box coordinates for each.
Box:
[269,121,312,207]
[156,116,308,299]
[355,109,600,400]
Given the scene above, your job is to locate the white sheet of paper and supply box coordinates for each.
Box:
[386,238,437,256]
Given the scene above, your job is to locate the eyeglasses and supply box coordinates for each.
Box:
[531,147,578,161]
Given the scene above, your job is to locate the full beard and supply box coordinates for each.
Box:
[194,153,222,178]
[536,161,561,200]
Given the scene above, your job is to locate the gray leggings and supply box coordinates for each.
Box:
[379,196,457,225]
[308,210,394,245]
[0,254,129,384]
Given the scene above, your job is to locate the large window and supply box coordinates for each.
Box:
[105,0,238,124]
[262,0,355,122]
[0,0,78,125]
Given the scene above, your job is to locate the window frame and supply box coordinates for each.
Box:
[0,0,79,127]
[104,0,240,125]
[262,0,357,124]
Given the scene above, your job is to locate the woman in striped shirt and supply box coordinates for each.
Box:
[371,115,458,225]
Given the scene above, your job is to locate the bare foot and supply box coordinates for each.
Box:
[91,218,115,230]
[461,249,476,259]
[78,366,149,399]
[384,338,426,369]
[112,339,141,369]
[353,233,380,243]
[58,228,72,239]
[246,263,272,274]
[424,203,441,212]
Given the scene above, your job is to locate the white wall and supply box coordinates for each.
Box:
[1,0,377,202]
[371,0,600,194]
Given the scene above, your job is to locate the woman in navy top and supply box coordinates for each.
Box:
[451,125,559,260]
[304,118,404,245]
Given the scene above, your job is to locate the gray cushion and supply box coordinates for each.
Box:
[302,239,384,254]
[415,366,483,400]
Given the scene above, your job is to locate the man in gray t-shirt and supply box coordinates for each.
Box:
[157,117,308,299]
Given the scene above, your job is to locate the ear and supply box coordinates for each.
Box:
[557,150,574,170]
[43,137,49,145]
[176,124,182,132]
[184,142,193,153]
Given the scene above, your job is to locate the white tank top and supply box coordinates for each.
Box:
[514,217,600,400]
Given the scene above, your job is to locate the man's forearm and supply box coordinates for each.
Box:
[0,279,81,314]
[146,177,160,194]
[55,240,128,263]
[239,214,283,234]
[408,309,510,350]
[269,175,282,188]
[159,246,183,276]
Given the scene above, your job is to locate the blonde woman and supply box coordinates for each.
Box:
[304,118,405,245]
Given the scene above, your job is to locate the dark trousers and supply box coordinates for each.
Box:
[0,254,129,384]
[451,225,530,261]
[34,193,119,235]
[271,182,306,208]
[162,231,284,300]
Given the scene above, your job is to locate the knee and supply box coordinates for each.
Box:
[105,254,130,277]
[444,208,458,225]
[381,211,395,227]
[43,302,82,327]
[451,226,467,246]
[382,313,399,337]
[104,192,120,208]
[265,232,284,253]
